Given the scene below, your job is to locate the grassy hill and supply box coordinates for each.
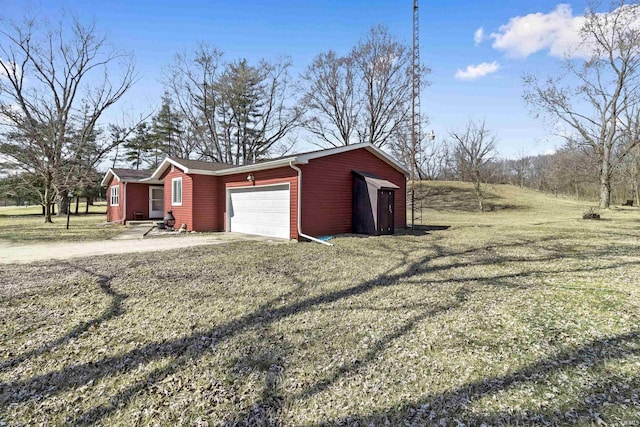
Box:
[414,181,593,224]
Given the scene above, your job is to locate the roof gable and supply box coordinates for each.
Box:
[101,168,162,186]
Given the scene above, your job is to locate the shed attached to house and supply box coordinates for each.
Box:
[101,168,164,224]
[352,170,400,235]
[105,143,408,239]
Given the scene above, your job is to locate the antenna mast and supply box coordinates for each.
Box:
[411,0,420,231]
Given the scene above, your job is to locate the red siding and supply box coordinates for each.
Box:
[218,167,298,239]
[106,177,123,223]
[106,178,158,224]
[163,167,194,230]
[126,183,150,220]
[192,174,219,232]
[299,148,406,236]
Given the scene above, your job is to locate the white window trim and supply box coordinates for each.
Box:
[172,177,183,206]
[110,185,119,206]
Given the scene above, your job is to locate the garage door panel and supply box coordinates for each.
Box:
[228,185,290,239]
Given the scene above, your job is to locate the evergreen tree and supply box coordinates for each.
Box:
[150,92,183,165]
[215,59,266,164]
[164,47,300,165]
[123,122,153,170]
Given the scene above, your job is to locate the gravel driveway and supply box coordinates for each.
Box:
[0,232,284,264]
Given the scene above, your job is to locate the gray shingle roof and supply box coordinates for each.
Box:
[112,168,154,182]
[167,158,235,172]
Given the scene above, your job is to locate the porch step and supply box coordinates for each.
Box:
[126,220,157,226]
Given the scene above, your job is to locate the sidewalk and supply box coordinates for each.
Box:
[109,224,154,240]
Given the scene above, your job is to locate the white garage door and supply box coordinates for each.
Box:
[228,184,290,239]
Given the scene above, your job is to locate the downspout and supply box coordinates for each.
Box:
[289,161,334,246]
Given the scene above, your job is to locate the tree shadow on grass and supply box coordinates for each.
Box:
[0,263,127,372]
[320,329,640,426]
[1,233,638,425]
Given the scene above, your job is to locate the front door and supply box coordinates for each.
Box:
[377,190,395,235]
[149,186,164,218]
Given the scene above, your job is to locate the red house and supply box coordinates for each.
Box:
[103,143,408,240]
[101,169,164,223]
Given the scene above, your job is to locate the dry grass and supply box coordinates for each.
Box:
[1,182,640,425]
[0,203,122,242]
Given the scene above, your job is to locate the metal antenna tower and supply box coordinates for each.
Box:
[410,0,420,231]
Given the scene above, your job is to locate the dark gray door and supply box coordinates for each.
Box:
[377,190,395,234]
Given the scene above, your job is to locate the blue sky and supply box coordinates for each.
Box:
[4,0,597,158]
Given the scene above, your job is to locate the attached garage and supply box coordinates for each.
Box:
[227,184,290,239]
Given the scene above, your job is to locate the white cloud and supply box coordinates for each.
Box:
[474,27,485,46]
[490,4,586,58]
[454,61,500,81]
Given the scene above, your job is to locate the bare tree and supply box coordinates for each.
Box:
[0,13,136,222]
[165,45,300,165]
[524,1,640,208]
[165,43,225,162]
[450,120,498,211]
[511,150,532,188]
[300,51,360,147]
[301,26,425,148]
[549,144,598,198]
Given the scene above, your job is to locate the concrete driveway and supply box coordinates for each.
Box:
[0,230,286,264]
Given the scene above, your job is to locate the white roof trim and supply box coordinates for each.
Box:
[100,169,120,187]
[145,143,409,180]
[148,158,185,180]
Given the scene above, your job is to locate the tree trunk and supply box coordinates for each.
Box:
[599,147,611,208]
[58,194,69,215]
[633,153,639,207]
[474,177,484,212]
[599,176,611,208]
[85,197,90,214]
[75,196,80,214]
[44,187,52,223]
[47,200,55,217]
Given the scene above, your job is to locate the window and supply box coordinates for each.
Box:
[110,185,119,206]
[172,177,182,206]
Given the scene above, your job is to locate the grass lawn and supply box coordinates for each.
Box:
[1,182,640,425]
[0,202,123,242]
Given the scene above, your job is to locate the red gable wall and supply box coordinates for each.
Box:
[298,148,406,237]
